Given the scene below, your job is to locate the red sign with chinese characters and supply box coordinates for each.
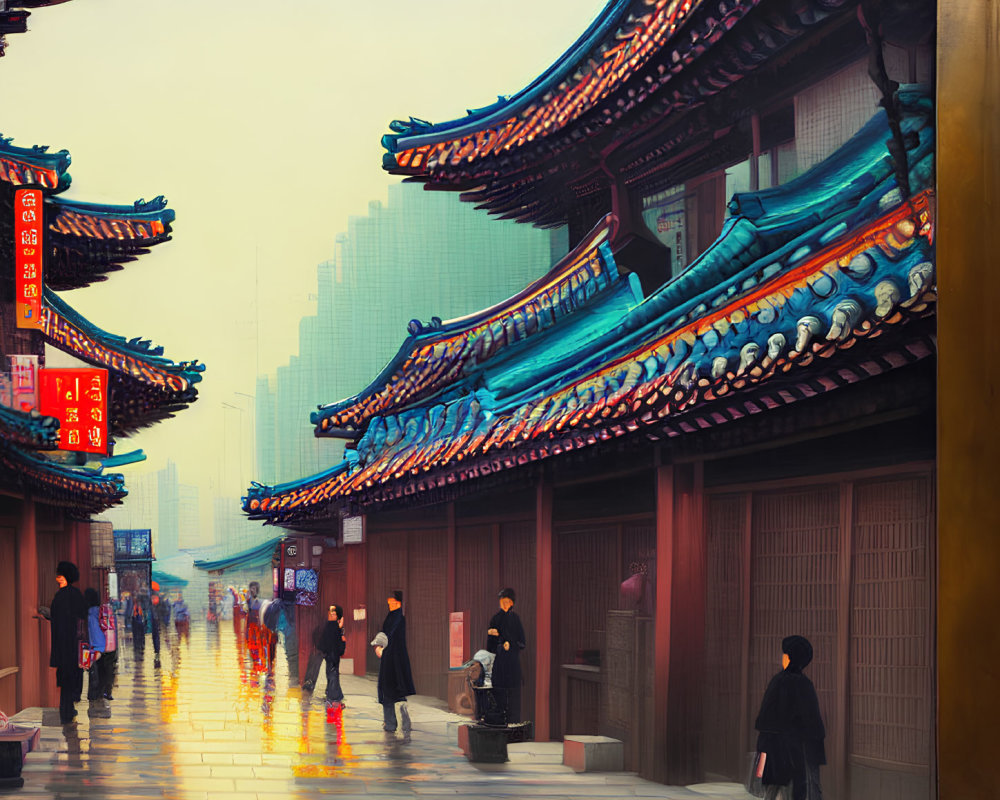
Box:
[39,368,109,455]
[14,188,44,330]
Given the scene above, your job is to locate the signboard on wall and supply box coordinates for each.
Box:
[14,187,44,330]
[39,368,109,454]
[343,515,364,544]
[641,189,688,277]
[9,354,39,412]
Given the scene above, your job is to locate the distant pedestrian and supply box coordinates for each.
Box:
[149,582,164,665]
[319,605,347,708]
[130,588,148,658]
[84,588,111,717]
[173,592,190,640]
[49,561,87,724]
[486,587,526,723]
[98,595,118,702]
[373,590,415,733]
[753,635,826,800]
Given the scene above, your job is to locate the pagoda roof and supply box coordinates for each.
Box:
[381,0,858,225]
[0,442,126,517]
[0,135,71,190]
[0,403,59,449]
[311,217,640,437]
[247,95,936,526]
[0,135,176,288]
[46,195,175,290]
[42,289,205,435]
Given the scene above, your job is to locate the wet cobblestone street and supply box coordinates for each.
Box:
[8,620,748,800]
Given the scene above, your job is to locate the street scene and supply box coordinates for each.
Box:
[0,1,997,799]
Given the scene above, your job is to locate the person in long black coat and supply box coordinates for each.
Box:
[319,604,347,706]
[374,591,415,732]
[49,561,88,724]
[754,635,826,800]
[487,587,526,724]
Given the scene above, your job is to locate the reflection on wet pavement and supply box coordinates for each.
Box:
[11,618,745,799]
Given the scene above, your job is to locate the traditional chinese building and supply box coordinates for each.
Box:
[0,134,204,714]
[246,0,948,796]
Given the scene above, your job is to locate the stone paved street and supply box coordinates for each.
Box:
[8,619,751,800]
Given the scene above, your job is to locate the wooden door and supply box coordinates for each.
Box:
[406,528,448,700]
[499,520,536,722]
[0,528,15,713]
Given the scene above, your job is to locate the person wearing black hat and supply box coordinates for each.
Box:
[49,561,88,724]
[375,590,415,732]
[486,587,526,723]
[753,635,826,800]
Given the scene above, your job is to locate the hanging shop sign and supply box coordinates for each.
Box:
[14,188,44,330]
[9,354,39,412]
[39,368,109,454]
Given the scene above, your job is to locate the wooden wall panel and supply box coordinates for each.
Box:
[365,531,407,675]
[407,528,448,700]
[749,486,841,797]
[849,475,933,794]
[703,494,747,780]
[455,524,493,660]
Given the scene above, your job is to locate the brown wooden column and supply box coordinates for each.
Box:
[534,476,553,741]
[937,2,1000,798]
[345,536,367,676]
[15,496,40,710]
[446,502,457,613]
[653,461,675,784]
[654,458,707,784]
[74,520,92,592]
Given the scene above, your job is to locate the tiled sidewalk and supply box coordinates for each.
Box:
[8,620,751,800]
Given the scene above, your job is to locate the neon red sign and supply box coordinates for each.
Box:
[39,368,109,455]
[14,188,44,330]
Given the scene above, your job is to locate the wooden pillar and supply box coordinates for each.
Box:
[654,458,707,784]
[15,497,40,710]
[653,462,675,784]
[534,476,553,741]
[937,2,1000,798]
[346,537,367,676]
[446,502,456,613]
[74,520,92,592]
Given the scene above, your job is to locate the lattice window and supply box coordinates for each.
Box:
[704,493,747,779]
[849,475,933,767]
[748,487,840,756]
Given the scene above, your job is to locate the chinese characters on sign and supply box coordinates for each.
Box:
[39,368,109,455]
[14,188,44,330]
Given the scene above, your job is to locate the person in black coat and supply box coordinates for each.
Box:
[373,590,415,732]
[319,604,347,707]
[49,561,88,724]
[487,587,526,724]
[754,635,826,800]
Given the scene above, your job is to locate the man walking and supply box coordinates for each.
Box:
[319,604,347,710]
[487,587,526,723]
[49,561,87,724]
[373,590,415,733]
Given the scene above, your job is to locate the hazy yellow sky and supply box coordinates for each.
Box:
[5,0,609,517]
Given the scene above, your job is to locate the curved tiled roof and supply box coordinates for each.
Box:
[0,403,59,449]
[0,135,71,190]
[311,216,638,437]
[42,289,204,435]
[0,442,126,517]
[246,96,936,525]
[381,0,857,224]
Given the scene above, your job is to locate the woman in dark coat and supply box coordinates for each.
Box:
[754,635,826,800]
[374,591,415,732]
[487,587,526,723]
[49,561,88,724]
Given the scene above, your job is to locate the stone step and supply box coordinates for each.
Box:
[563,734,624,772]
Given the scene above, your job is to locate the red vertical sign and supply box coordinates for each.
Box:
[39,368,109,455]
[14,188,44,330]
[449,611,467,668]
